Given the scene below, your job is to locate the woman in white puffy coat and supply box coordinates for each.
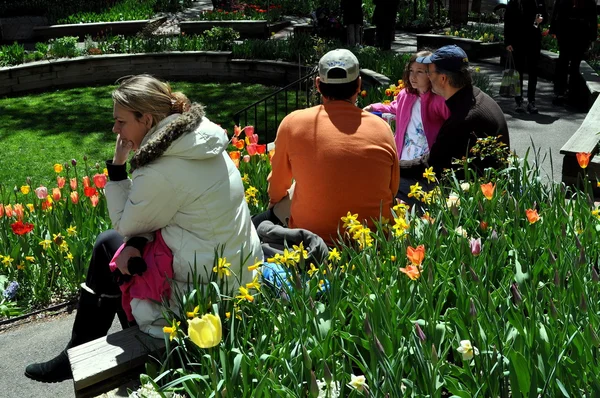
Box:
[25,74,263,383]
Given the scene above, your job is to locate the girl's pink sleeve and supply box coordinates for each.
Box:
[370,100,397,114]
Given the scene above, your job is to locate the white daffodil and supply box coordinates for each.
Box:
[348,374,367,391]
[457,339,480,360]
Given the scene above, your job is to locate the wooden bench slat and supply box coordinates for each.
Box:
[67,326,165,393]
[560,95,600,155]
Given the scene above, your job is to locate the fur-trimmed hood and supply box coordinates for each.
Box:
[130,104,228,171]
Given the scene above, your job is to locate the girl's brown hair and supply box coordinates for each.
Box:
[402,51,432,95]
[112,74,191,127]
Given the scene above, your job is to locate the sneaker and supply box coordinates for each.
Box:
[527,101,538,114]
[515,102,526,113]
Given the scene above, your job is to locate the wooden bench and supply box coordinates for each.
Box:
[560,94,600,198]
[67,326,165,398]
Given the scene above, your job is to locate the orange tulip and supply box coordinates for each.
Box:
[229,151,241,168]
[526,209,540,224]
[82,176,91,188]
[13,204,24,221]
[70,178,78,190]
[52,188,61,201]
[56,176,66,189]
[232,137,245,150]
[406,245,425,266]
[70,191,79,204]
[0,204,4,218]
[4,204,13,217]
[399,265,421,280]
[480,182,495,200]
[576,152,591,169]
[233,125,242,137]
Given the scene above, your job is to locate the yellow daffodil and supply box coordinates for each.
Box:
[17,263,25,270]
[25,256,35,262]
[422,167,436,183]
[307,263,319,277]
[341,212,359,228]
[292,242,308,260]
[248,260,262,272]
[39,240,52,250]
[163,319,180,341]
[66,225,77,236]
[408,182,423,199]
[236,286,254,302]
[1,255,14,267]
[352,226,373,249]
[20,185,31,195]
[59,241,69,252]
[213,257,231,278]
[245,275,261,291]
[241,173,249,183]
[187,305,200,319]
[26,204,34,212]
[225,312,231,319]
[592,209,600,219]
[328,248,341,263]
[65,252,74,261]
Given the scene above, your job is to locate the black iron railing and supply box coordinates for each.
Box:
[233,69,320,145]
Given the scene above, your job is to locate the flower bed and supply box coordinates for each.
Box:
[195,3,284,23]
[135,130,600,396]
[1,160,111,318]
[416,33,504,61]
[180,20,272,39]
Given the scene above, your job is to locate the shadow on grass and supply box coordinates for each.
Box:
[0,82,283,188]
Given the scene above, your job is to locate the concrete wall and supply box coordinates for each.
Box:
[0,52,312,97]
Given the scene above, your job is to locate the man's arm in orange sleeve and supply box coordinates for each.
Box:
[267,117,293,205]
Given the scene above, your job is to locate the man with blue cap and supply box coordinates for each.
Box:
[417,45,510,176]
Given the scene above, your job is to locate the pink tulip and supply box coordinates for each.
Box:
[70,178,78,190]
[244,126,255,137]
[93,173,107,189]
[35,186,48,199]
[243,154,251,162]
[57,176,66,189]
[469,238,482,256]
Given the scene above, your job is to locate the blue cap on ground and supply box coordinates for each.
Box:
[416,45,469,73]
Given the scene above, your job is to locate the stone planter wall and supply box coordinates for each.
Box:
[0,52,311,97]
[31,17,166,41]
[180,20,290,39]
[416,34,503,60]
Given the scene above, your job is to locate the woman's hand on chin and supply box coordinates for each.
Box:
[113,135,134,165]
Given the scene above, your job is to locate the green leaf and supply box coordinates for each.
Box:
[555,379,570,397]
[510,351,531,395]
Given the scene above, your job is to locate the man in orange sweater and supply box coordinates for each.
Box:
[267,49,400,245]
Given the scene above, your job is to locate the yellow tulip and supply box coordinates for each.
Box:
[53,163,63,173]
[188,314,222,348]
[20,185,31,195]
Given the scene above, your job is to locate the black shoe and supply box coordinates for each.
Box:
[527,101,538,114]
[24,350,72,383]
[515,102,526,113]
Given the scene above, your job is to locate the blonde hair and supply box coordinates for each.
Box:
[403,50,432,95]
[112,74,191,127]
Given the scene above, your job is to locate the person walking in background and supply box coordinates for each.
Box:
[373,0,400,50]
[363,50,450,207]
[342,0,363,46]
[504,0,547,114]
[550,0,598,106]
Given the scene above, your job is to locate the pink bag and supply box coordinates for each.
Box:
[109,230,174,322]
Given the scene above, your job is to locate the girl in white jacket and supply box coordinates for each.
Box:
[25,74,263,383]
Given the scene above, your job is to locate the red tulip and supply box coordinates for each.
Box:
[93,173,107,189]
[52,188,61,201]
[84,187,98,198]
[11,220,34,235]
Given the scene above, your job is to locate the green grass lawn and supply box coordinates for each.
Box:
[0,82,282,190]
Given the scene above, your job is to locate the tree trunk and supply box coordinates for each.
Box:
[449,0,469,25]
